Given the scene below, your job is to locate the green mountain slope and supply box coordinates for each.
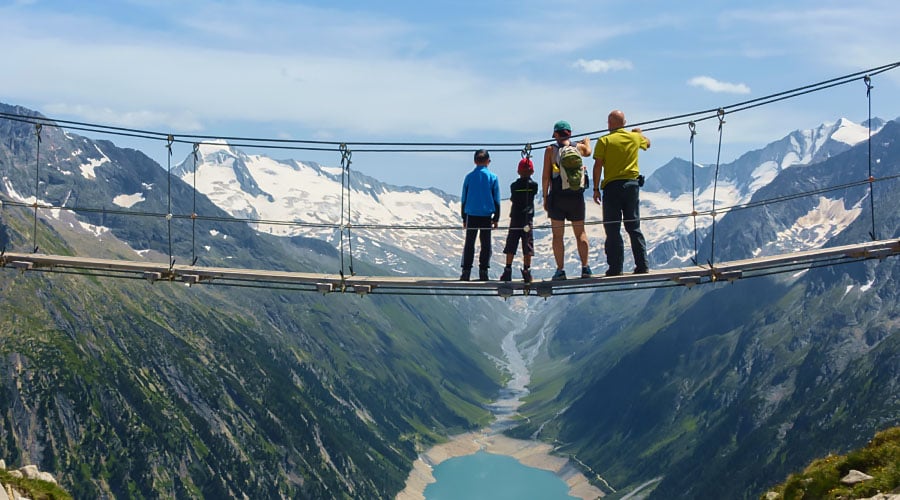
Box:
[763,426,900,499]
[511,132,900,498]
[0,108,505,498]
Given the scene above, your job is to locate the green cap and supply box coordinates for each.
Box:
[553,120,572,133]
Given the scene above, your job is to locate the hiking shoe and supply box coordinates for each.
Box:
[605,269,623,277]
[581,266,593,279]
[521,268,533,284]
[633,267,650,274]
[499,266,512,282]
[551,269,567,281]
[478,268,490,281]
[459,268,471,281]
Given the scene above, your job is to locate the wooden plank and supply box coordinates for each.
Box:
[3,238,898,294]
[712,240,900,274]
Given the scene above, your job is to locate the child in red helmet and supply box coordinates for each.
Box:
[500,157,539,283]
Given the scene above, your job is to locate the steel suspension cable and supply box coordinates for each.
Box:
[191,143,200,265]
[339,143,355,280]
[0,196,5,254]
[31,123,42,253]
[2,62,898,155]
[708,109,726,267]
[166,135,175,268]
[688,121,699,266]
[864,75,877,241]
[603,62,900,140]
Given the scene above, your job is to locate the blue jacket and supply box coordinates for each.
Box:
[461,165,501,221]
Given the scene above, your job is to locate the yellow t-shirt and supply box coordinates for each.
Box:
[593,128,648,188]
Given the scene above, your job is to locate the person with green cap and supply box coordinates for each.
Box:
[542,120,592,280]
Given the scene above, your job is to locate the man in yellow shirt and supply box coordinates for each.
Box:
[592,110,650,276]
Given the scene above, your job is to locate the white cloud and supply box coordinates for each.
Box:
[0,14,575,139]
[721,2,900,73]
[43,103,203,132]
[687,76,751,94]
[573,58,634,74]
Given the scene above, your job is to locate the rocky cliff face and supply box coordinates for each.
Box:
[0,103,506,498]
[1,460,67,499]
[512,122,900,499]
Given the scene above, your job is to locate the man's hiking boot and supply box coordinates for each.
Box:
[581,266,593,279]
[459,268,471,281]
[633,267,650,274]
[478,268,490,281]
[499,266,512,282]
[521,268,533,284]
[551,269,567,281]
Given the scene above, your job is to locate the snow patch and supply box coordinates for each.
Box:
[112,192,145,208]
[774,197,861,251]
[831,119,872,146]
[750,160,779,192]
[75,220,111,238]
[79,144,112,180]
[3,177,29,202]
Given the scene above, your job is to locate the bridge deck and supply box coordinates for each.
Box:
[2,239,898,297]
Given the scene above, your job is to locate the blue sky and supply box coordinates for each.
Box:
[2,0,899,195]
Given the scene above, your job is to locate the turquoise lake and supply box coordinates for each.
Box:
[423,450,577,500]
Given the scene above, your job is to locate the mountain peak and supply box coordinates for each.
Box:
[828,118,873,146]
[196,139,238,160]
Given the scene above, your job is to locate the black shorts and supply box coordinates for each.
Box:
[547,191,585,221]
[503,223,534,256]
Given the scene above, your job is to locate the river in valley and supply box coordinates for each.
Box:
[397,317,603,500]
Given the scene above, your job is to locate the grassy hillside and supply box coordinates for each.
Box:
[762,426,900,499]
[0,148,505,498]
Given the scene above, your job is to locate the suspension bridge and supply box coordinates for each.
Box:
[1,62,899,297]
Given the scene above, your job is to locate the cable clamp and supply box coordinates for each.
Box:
[688,121,696,143]
[339,143,352,166]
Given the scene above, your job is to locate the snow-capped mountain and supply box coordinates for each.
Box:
[173,141,621,278]
[172,142,470,275]
[5,98,881,280]
[641,118,884,268]
[173,118,885,278]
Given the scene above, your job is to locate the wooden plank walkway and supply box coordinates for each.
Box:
[2,239,898,297]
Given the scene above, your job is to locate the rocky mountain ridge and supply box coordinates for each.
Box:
[511,121,900,498]
[168,118,881,279]
[2,100,898,499]
[0,102,507,498]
